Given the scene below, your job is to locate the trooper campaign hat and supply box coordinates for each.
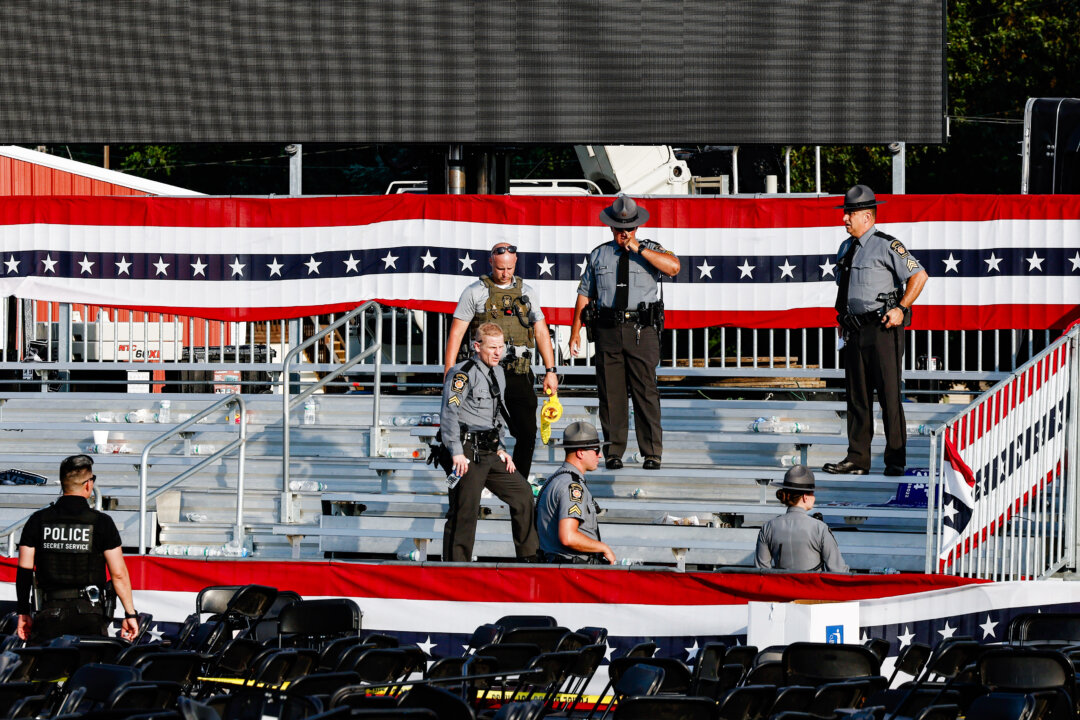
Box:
[835,184,886,211]
[770,464,816,494]
[560,421,612,450]
[600,195,650,229]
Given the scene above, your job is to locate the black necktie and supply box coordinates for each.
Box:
[614,249,630,310]
[488,368,510,426]
[835,237,860,313]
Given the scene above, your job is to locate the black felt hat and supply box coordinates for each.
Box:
[835,184,886,211]
[560,421,612,449]
[770,464,816,493]
[600,195,650,229]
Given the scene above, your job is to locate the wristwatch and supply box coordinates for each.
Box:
[124,611,138,619]
[545,367,557,374]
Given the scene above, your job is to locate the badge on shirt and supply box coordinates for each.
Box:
[502,295,512,308]
[568,504,581,516]
[568,483,584,502]
[890,240,908,257]
[451,373,468,392]
[906,258,920,271]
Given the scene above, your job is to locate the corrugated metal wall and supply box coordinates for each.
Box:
[0,154,149,196]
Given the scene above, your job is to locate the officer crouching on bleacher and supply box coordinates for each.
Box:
[16,454,139,642]
[536,422,616,565]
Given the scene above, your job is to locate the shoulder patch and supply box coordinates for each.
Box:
[889,239,908,257]
[447,395,461,406]
[906,258,920,272]
[451,372,468,393]
[567,504,581,516]
[643,240,670,255]
[568,483,584,502]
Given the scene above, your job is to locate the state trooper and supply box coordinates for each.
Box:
[444,241,558,481]
[16,454,139,642]
[440,322,540,563]
[535,422,616,565]
[569,196,680,470]
[823,185,929,476]
[755,465,848,573]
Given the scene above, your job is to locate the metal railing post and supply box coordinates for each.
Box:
[371,308,383,457]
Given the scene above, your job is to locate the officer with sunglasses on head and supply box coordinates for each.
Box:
[444,241,559,481]
[16,454,139,642]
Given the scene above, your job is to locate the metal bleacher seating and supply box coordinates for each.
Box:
[0,391,963,571]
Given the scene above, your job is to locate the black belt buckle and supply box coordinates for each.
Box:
[83,585,101,605]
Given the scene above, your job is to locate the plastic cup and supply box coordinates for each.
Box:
[92,430,109,445]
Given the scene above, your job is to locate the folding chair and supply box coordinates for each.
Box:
[278,598,363,649]
[590,663,666,720]
[864,638,890,665]
[398,683,476,720]
[494,615,558,632]
[1007,613,1080,648]
[977,648,1075,720]
[964,692,1040,720]
[715,684,776,720]
[887,642,932,686]
[614,695,720,720]
[781,642,881,686]
[501,627,573,653]
[131,651,203,693]
[550,643,607,715]
[52,663,142,716]
[724,646,758,673]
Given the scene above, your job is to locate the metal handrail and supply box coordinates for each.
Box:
[139,394,247,555]
[281,301,383,494]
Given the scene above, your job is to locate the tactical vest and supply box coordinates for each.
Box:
[34,501,105,590]
[465,275,536,373]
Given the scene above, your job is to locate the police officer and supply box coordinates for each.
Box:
[755,465,848,573]
[824,185,928,477]
[16,454,139,642]
[569,196,680,470]
[536,422,616,565]
[444,242,558,481]
[441,322,540,563]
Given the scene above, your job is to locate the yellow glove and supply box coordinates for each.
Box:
[540,391,563,445]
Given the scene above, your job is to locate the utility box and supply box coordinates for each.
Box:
[747,600,860,647]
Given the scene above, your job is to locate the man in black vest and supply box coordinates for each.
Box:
[16,454,139,642]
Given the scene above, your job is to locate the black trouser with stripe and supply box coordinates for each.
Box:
[442,441,539,562]
[592,322,663,460]
[843,322,907,470]
[502,369,538,479]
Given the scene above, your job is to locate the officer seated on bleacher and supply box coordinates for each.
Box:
[535,422,616,565]
[16,454,139,642]
[754,465,849,573]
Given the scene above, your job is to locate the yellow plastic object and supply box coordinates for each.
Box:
[540,391,563,445]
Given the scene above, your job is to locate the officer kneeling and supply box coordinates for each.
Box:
[16,454,139,642]
[754,465,848,573]
[536,422,616,565]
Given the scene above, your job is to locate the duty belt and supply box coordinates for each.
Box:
[595,307,648,324]
[838,309,882,332]
[44,585,103,604]
[463,428,501,451]
[542,551,606,565]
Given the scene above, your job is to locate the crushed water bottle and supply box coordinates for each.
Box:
[85,411,119,423]
[446,469,463,490]
[748,416,808,433]
[632,488,646,498]
[184,512,208,522]
[222,542,249,558]
[396,550,421,561]
[288,480,325,492]
[907,423,933,436]
[125,409,155,423]
[780,454,799,467]
[383,447,423,459]
[190,444,216,455]
[88,443,133,454]
[392,415,419,426]
[303,399,317,425]
[157,400,171,424]
[628,451,645,463]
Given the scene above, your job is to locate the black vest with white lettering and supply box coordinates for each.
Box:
[34,500,105,590]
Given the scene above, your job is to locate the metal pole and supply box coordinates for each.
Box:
[371,309,383,456]
[731,146,739,194]
[235,396,247,548]
[287,144,302,196]
[784,147,791,193]
[814,146,821,194]
[448,144,465,195]
[891,142,906,194]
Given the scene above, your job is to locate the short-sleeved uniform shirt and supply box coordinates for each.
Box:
[453,278,545,357]
[19,495,122,590]
[755,506,849,573]
[536,462,599,557]
[577,240,669,307]
[838,226,923,314]
[440,356,507,457]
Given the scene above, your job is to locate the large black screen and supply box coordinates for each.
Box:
[0,1,945,144]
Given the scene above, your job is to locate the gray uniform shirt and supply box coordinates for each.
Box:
[440,356,507,457]
[577,240,667,307]
[755,506,849,573]
[838,226,923,314]
[453,277,545,357]
[536,462,599,557]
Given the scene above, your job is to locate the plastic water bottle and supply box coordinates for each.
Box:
[780,454,799,467]
[88,443,132,454]
[392,415,411,426]
[628,451,645,463]
[157,400,171,424]
[633,488,646,498]
[125,409,154,423]
[419,414,435,426]
[383,447,417,459]
[222,542,249,558]
[396,550,421,561]
[446,470,463,490]
[184,513,208,522]
[748,416,779,433]
[190,444,216,455]
[907,424,933,436]
[85,411,119,423]
[303,399,317,426]
[620,558,642,566]
[289,480,325,492]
